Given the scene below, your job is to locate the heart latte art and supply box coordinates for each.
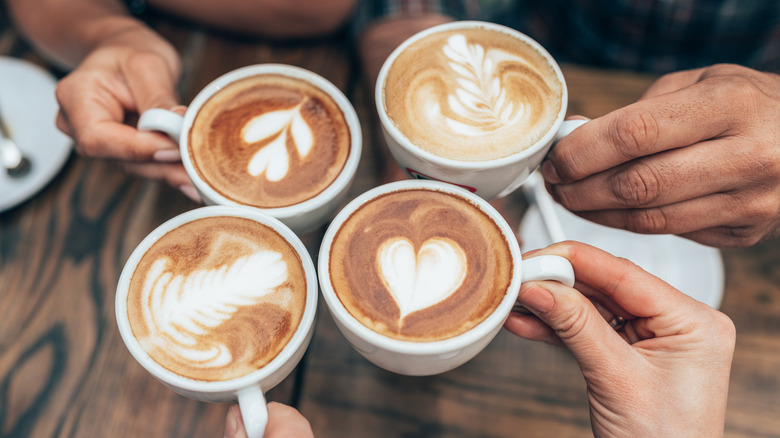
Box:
[189,74,351,208]
[126,216,307,381]
[384,27,563,161]
[329,188,513,342]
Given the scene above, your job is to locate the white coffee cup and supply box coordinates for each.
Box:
[138,64,362,234]
[115,206,318,438]
[376,21,583,200]
[318,180,575,375]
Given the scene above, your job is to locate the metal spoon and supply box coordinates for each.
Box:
[0,111,32,177]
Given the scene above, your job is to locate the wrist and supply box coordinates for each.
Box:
[85,17,181,76]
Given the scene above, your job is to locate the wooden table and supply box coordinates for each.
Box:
[1,7,779,438]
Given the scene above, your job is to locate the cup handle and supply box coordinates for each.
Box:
[521,255,575,287]
[137,108,185,142]
[237,385,268,438]
[554,118,589,144]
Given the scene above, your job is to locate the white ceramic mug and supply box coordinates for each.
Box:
[318,180,575,375]
[376,21,583,200]
[138,64,362,234]
[115,206,318,438]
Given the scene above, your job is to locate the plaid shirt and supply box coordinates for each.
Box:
[352,0,780,73]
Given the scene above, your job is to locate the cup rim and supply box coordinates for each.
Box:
[317,180,523,356]
[115,205,318,393]
[179,64,362,217]
[375,20,569,169]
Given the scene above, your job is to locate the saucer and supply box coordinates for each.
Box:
[0,57,72,212]
[519,202,725,309]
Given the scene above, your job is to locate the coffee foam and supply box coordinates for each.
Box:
[127,216,307,381]
[384,28,562,161]
[189,74,351,208]
[329,188,513,342]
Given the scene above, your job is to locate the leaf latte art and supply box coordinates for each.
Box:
[329,188,513,342]
[384,28,562,161]
[189,74,350,208]
[127,217,307,381]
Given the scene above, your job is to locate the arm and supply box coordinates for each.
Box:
[507,241,735,437]
[6,0,192,195]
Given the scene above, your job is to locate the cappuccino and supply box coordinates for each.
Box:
[383,26,563,161]
[328,187,513,342]
[189,74,351,208]
[126,215,307,382]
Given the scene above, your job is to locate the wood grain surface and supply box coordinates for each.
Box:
[1,5,778,438]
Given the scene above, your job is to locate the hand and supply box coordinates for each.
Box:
[223,402,314,438]
[505,241,735,438]
[54,22,198,200]
[543,64,780,247]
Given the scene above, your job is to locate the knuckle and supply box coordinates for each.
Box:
[553,302,590,342]
[609,163,662,207]
[609,108,660,159]
[622,207,670,234]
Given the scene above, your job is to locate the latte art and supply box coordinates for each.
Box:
[189,74,351,208]
[243,102,314,182]
[378,237,467,319]
[127,216,307,381]
[329,188,513,342]
[384,27,562,161]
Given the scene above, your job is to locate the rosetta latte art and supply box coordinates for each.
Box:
[384,28,562,161]
[243,103,314,182]
[139,250,287,368]
[441,34,524,136]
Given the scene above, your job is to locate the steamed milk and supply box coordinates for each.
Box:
[189,74,351,208]
[126,216,307,381]
[328,188,513,342]
[383,27,562,161]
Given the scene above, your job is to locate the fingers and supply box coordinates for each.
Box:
[265,402,314,438]
[509,280,633,369]
[224,403,313,438]
[543,79,736,184]
[122,51,180,113]
[524,242,692,318]
[56,71,178,162]
[548,137,736,211]
[639,68,705,100]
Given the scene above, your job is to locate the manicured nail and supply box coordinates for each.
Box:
[518,284,555,313]
[541,161,561,184]
[153,148,181,162]
[179,184,202,203]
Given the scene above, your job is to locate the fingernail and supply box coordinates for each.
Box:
[224,406,238,438]
[179,184,202,203]
[153,148,181,162]
[518,284,555,313]
[541,161,561,184]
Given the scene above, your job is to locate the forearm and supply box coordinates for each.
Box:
[6,0,148,68]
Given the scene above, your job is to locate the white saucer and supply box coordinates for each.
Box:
[519,202,725,309]
[0,57,72,212]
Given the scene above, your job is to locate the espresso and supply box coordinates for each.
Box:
[328,188,513,342]
[189,74,351,208]
[126,216,307,381]
[383,26,562,161]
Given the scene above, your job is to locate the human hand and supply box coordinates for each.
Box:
[54,21,199,200]
[505,241,735,438]
[223,402,314,438]
[543,64,780,247]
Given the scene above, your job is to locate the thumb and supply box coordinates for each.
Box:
[517,281,632,370]
[123,52,181,113]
